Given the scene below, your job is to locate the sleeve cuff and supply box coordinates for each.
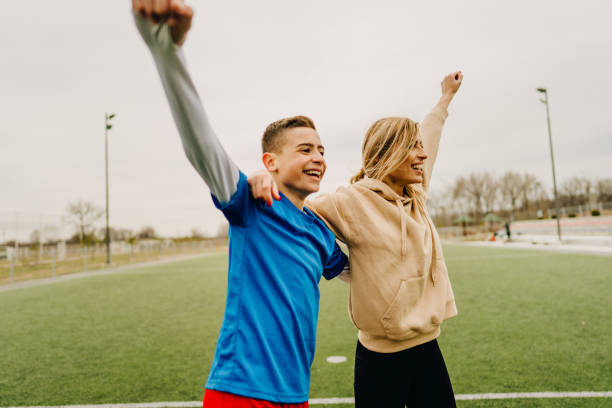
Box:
[323,252,348,280]
[429,104,449,122]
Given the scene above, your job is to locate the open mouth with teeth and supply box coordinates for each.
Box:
[303,169,322,180]
[410,164,423,174]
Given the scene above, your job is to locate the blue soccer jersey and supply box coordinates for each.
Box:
[207,172,347,403]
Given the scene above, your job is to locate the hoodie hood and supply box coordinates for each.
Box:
[354,177,414,257]
[354,177,415,203]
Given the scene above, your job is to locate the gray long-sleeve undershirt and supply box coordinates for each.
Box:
[134,14,240,203]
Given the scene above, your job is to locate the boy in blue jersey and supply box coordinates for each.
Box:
[131,1,349,406]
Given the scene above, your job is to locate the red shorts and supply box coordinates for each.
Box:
[203,389,309,408]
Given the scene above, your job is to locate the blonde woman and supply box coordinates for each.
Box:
[249,72,463,407]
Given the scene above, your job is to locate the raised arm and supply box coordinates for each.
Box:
[132,0,239,203]
[422,71,463,188]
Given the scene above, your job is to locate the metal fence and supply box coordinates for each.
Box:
[0,239,228,285]
[430,201,612,229]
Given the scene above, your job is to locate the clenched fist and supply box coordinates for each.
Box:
[441,71,463,97]
[132,0,194,46]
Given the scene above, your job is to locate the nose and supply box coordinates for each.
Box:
[418,149,428,160]
[312,150,325,163]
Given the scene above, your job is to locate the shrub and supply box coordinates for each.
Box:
[592,209,601,216]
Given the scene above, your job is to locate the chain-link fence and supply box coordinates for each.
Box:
[0,239,227,286]
[431,201,612,230]
[0,210,231,285]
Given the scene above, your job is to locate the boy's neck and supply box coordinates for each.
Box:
[277,185,307,211]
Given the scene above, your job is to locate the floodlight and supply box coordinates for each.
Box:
[535,88,561,241]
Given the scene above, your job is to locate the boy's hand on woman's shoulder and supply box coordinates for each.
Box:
[132,0,194,46]
[248,170,281,207]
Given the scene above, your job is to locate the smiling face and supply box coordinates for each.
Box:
[382,137,428,193]
[263,127,326,206]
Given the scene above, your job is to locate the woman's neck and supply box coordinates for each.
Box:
[381,175,407,197]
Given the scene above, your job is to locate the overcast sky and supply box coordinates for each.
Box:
[1,0,611,240]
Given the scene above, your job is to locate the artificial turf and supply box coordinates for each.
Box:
[0,245,610,406]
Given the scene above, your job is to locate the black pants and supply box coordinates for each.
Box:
[354,339,456,408]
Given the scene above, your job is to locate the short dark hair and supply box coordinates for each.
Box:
[261,115,316,153]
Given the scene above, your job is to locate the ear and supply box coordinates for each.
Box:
[262,152,278,173]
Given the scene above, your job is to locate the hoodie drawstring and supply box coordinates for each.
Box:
[426,213,437,287]
[395,198,408,257]
[358,177,437,287]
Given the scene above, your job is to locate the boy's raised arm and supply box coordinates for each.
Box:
[133,0,239,203]
[421,71,462,188]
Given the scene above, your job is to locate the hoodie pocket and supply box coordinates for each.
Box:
[380,277,443,341]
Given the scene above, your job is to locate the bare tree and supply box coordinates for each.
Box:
[453,172,496,223]
[115,228,134,241]
[481,172,499,215]
[595,178,612,202]
[66,200,103,245]
[580,177,592,205]
[137,226,157,239]
[527,179,546,214]
[519,173,540,212]
[427,189,446,225]
[191,228,205,239]
[500,171,523,217]
[97,227,134,241]
[530,181,549,215]
[560,177,591,207]
[29,229,41,245]
[451,176,472,220]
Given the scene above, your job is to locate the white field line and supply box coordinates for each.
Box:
[3,392,612,408]
[455,391,612,400]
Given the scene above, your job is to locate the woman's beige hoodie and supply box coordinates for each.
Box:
[307,109,457,353]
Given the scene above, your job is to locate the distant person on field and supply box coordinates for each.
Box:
[131,1,348,407]
[249,73,463,407]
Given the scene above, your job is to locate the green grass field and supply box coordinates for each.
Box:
[1,244,611,407]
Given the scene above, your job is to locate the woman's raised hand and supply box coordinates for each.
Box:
[441,71,463,97]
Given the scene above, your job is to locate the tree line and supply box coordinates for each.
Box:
[19,201,213,247]
[14,173,612,246]
[428,172,612,227]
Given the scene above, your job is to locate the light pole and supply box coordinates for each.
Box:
[536,88,562,242]
[104,112,115,264]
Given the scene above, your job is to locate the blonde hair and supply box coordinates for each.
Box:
[351,117,426,203]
